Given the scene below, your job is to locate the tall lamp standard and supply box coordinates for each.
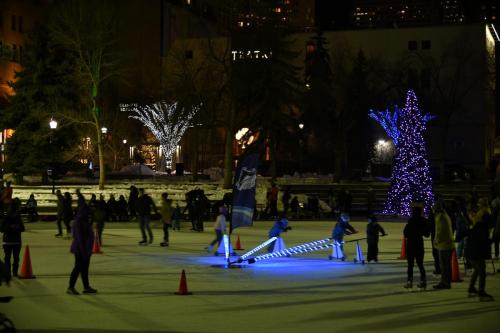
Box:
[49,118,58,194]
[298,123,304,173]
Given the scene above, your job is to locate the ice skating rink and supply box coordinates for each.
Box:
[2,220,499,333]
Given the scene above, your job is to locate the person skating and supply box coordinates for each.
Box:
[171,204,181,231]
[1,199,24,278]
[465,198,494,301]
[206,205,227,253]
[332,213,357,259]
[117,195,129,221]
[92,195,107,246]
[136,188,158,245]
[62,192,73,238]
[128,186,139,220]
[160,193,172,247]
[366,215,387,263]
[268,215,292,252]
[432,201,455,290]
[403,204,430,290]
[67,196,97,295]
[54,190,64,237]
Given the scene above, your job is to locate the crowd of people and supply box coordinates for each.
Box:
[1,180,499,302]
[403,195,499,302]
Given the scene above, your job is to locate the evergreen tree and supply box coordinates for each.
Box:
[383,90,434,216]
[302,31,336,172]
[0,25,80,181]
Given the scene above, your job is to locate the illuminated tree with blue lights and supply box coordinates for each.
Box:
[370,90,434,216]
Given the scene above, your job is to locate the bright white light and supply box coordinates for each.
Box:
[129,101,199,166]
[299,123,304,129]
[377,139,387,146]
[49,118,58,129]
[101,127,107,134]
[122,139,127,144]
[235,128,249,140]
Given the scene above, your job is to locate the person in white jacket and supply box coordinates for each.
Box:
[207,205,227,253]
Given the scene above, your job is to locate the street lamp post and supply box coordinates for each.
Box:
[49,118,58,194]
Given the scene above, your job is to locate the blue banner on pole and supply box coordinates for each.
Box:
[232,153,259,230]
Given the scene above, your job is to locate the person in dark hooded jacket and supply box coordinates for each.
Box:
[403,205,430,289]
[267,216,291,252]
[1,198,24,277]
[465,198,494,301]
[67,196,97,295]
[332,213,357,258]
[366,215,387,262]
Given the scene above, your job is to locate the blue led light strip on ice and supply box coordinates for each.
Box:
[251,243,335,263]
[239,237,278,261]
[223,235,230,261]
[249,238,332,262]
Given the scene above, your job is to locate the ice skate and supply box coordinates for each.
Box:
[417,282,426,290]
[479,292,494,302]
[83,287,98,294]
[468,287,478,297]
[160,242,169,247]
[66,287,79,295]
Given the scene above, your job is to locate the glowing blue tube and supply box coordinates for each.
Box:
[249,238,332,262]
[251,243,335,263]
[223,235,230,261]
[239,237,278,261]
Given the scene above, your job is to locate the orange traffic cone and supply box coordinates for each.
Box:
[451,249,462,282]
[92,232,102,254]
[175,269,192,295]
[398,238,407,260]
[234,235,244,251]
[19,245,36,279]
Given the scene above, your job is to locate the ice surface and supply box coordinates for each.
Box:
[1,220,499,332]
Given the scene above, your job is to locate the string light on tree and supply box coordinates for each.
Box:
[129,101,199,169]
[370,90,435,216]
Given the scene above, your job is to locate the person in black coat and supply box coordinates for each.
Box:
[465,198,494,301]
[403,205,430,289]
[136,188,158,245]
[1,198,24,277]
[128,186,139,220]
[67,197,97,295]
[62,192,73,238]
[366,215,387,262]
